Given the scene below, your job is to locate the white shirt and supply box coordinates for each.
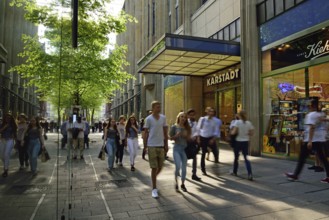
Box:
[117,123,126,140]
[188,119,198,138]
[303,111,327,142]
[234,120,254,142]
[196,116,221,138]
[144,114,167,147]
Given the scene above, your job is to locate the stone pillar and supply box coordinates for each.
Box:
[240,0,261,156]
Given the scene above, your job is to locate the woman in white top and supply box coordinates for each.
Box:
[230,110,254,180]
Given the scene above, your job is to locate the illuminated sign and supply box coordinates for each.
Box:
[206,68,240,86]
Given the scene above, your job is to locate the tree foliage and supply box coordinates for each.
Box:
[10,0,135,113]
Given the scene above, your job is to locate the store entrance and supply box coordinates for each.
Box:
[216,86,241,140]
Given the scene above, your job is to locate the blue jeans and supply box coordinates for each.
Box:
[27,138,41,173]
[173,144,187,181]
[233,141,252,175]
[106,138,117,169]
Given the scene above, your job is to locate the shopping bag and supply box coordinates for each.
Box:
[40,148,50,162]
[185,140,198,159]
[98,146,105,160]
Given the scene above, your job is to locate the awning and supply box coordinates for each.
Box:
[137,33,241,77]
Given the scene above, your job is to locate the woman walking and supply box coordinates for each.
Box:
[230,110,254,180]
[169,112,191,192]
[116,115,126,166]
[0,113,17,177]
[125,115,139,171]
[23,117,45,176]
[16,114,29,170]
[103,118,119,172]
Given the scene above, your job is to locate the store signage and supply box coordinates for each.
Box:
[206,68,240,86]
[269,27,329,70]
[305,40,329,60]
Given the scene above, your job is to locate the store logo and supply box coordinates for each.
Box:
[305,40,329,60]
[206,69,240,86]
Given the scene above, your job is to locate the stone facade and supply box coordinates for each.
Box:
[0,0,40,118]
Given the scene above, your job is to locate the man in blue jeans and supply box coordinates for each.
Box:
[196,107,220,175]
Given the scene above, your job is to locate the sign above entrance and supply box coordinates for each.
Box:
[206,68,240,86]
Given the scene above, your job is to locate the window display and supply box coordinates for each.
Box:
[262,62,329,156]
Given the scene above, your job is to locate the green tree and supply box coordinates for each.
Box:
[10,0,135,121]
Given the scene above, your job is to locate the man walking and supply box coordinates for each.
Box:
[83,118,90,149]
[197,107,220,175]
[187,108,201,181]
[143,101,168,198]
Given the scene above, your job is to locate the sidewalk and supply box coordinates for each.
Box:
[0,133,329,220]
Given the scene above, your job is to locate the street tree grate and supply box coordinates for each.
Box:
[9,185,50,194]
[95,180,132,190]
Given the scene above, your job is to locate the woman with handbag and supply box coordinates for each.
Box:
[169,112,191,192]
[16,114,29,170]
[125,115,139,171]
[0,113,18,177]
[103,118,119,172]
[22,116,45,176]
[230,110,254,180]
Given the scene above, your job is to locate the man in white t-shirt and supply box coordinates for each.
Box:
[286,98,329,183]
[72,116,86,160]
[143,101,168,198]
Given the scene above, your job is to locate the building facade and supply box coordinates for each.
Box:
[112,0,329,157]
[0,0,40,119]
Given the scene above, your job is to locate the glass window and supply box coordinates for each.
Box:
[236,18,241,37]
[275,0,284,15]
[218,30,223,40]
[223,27,229,40]
[257,2,266,24]
[175,3,179,30]
[284,0,294,10]
[266,0,274,20]
[229,22,236,40]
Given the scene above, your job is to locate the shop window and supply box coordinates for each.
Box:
[236,18,241,37]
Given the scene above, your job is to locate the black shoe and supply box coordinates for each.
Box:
[308,165,318,170]
[80,155,84,160]
[142,150,146,160]
[181,184,187,192]
[131,166,135,171]
[25,161,29,167]
[73,156,77,160]
[2,170,8,177]
[248,174,253,181]
[175,184,179,191]
[314,167,324,172]
[201,169,207,175]
[115,159,118,164]
[192,175,201,181]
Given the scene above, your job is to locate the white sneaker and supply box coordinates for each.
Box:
[152,189,159,198]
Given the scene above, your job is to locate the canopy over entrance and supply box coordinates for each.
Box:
[137,34,240,77]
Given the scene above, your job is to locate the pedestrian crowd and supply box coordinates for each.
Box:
[1,97,329,200]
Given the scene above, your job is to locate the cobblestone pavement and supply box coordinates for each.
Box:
[0,133,329,220]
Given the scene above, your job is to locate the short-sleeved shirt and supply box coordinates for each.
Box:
[234,120,254,142]
[169,125,187,148]
[128,127,138,138]
[144,114,167,147]
[303,111,327,142]
[117,123,126,140]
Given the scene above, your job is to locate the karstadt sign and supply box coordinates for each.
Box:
[206,68,240,86]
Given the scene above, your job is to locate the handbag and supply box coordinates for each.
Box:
[40,148,50,162]
[98,146,105,160]
[185,140,198,159]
